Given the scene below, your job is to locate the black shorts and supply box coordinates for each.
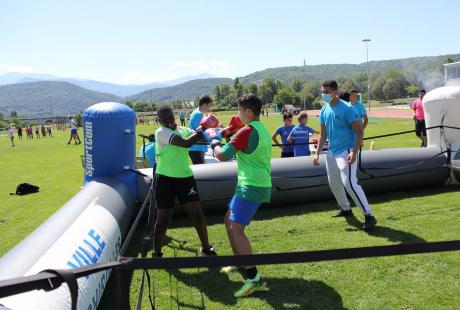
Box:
[189,151,205,165]
[281,151,294,158]
[415,119,426,136]
[154,174,200,209]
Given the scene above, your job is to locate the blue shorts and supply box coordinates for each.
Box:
[228,196,260,226]
[71,128,77,135]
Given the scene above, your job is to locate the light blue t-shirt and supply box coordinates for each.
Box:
[179,111,186,120]
[288,124,315,156]
[318,100,360,155]
[189,108,207,152]
[350,101,367,119]
[138,142,156,167]
[274,124,295,153]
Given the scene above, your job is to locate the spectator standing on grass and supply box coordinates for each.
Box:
[67,117,81,145]
[17,126,23,140]
[411,89,427,147]
[8,126,15,147]
[349,89,368,131]
[47,125,53,137]
[35,126,40,139]
[189,95,213,165]
[272,112,295,158]
[313,80,377,230]
[179,111,186,127]
[41,125,47,137]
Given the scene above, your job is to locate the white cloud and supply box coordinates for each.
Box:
[0,64,36,74]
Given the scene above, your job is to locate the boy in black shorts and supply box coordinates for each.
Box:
[153,105,216,257]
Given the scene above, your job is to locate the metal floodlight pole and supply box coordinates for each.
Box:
[362,39,371,111]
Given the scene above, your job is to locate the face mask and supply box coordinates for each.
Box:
[322,93,333,103]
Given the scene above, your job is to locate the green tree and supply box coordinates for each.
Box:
[262,77,282,97]
[405,84,419,97]
[0,113,4,120]
[234,77,244,97]
[244,82,258,95]
[257,84,273,104]
[382,79,403,100]
[299,88,316,109]
[75,111,83,127]
[223,92,238,108]
[291,78,304,92]
[342,78,359,92]
[214,84,231,106]
[10,110,18,118]
[274,85,298,107]
[371,77,386,100]
[124,100,134,109]
[133,101,150,112]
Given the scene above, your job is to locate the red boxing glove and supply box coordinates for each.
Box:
[223,115,245,137]
[200,113,219,129]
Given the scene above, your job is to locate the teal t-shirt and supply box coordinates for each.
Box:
[350,101,367,118]
[318,100,360,155]
[189,108,207,152]
[138,142,155,166]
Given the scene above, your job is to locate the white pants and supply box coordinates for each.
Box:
[325,149,373,215]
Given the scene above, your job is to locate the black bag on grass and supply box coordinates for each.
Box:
[10,183,40,195]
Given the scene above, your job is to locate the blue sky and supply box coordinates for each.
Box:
[1,0,459,84]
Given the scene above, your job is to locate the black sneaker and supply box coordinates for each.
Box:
[331,209,353,217]
[363,215,377,230]
[199,245,217,256]
[140,236,153,257]
[153,251,163,258]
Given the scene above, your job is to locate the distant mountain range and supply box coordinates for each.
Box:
[0,73,216,97]
[0,53,458,118]
[0,81,120,118]
[127,78,233,103]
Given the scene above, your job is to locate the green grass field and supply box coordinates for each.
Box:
[1,113,459,309]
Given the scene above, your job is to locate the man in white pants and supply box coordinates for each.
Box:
[313,80,377,230]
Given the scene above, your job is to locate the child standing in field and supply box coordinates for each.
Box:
[272,112,295,158]
[288,111,319,157]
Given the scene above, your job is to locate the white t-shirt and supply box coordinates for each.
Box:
[8,128,14,137]
[155,126,193,149]
[70,118,77,129]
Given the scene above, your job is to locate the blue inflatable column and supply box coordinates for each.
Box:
[82,102,137,197]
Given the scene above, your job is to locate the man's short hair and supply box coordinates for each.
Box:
[199,95,213,106]
[349,89,359,94]
[238,93,262,116]
[419,89,426,93]
[283,112,293,120]
[157,104,173,116]
[339,91,350,102]
[298,111,308,120]
[321,80,338,91]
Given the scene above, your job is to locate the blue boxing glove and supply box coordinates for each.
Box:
[203,128,222,149]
